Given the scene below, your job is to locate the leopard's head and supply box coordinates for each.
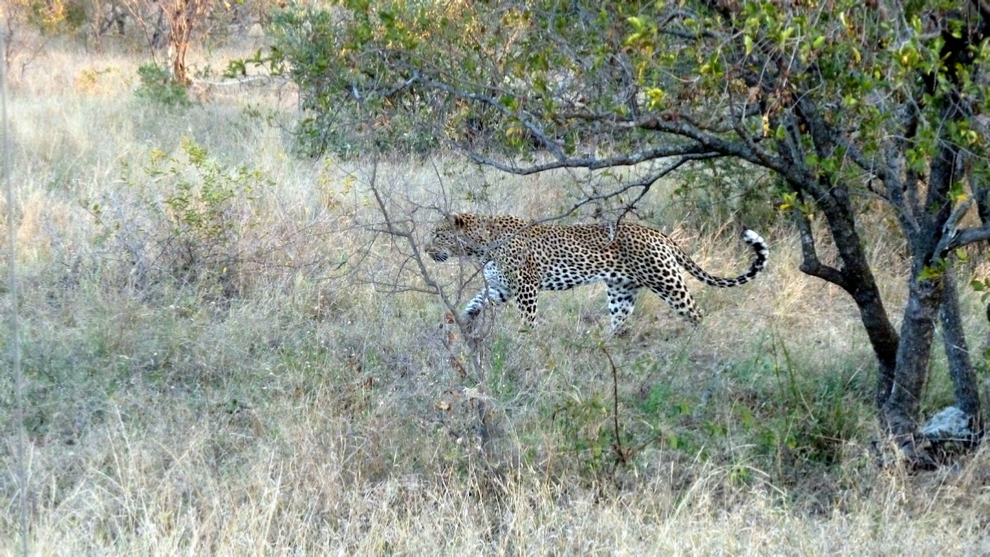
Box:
[426,214,477,262]
[425,213,525,262]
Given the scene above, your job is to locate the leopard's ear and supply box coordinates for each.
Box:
[449,213,467,228]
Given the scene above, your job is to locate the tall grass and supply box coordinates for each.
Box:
[2,40,990,555]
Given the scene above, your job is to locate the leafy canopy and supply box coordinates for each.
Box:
[252,0,989,185]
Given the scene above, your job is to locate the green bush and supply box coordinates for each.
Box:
[88,137,270,297]
[26,0,86,35]
[135,63,191,108]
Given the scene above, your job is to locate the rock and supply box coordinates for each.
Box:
[920,406,978,444]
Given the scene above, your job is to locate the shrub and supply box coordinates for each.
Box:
[17,0,87,35]
[135,63,191,108]
[88,137,269,297]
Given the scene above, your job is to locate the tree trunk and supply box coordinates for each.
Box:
[821,190,901,406]
[169,0,191,84]
[881,134,958,452]
[786,174,899,409]
[940,268,983,435]
[851,275,900,410]
[780,101,902,410]
[154,0,203,85]
[881,273,942,447]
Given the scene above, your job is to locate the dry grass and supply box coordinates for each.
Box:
[2,39,990,555]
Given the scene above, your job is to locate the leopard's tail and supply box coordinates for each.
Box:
[676,229,769,288]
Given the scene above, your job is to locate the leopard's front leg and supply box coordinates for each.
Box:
[512,273,540,327]
[463,261,512,319]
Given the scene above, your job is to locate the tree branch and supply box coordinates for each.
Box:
[561,154,720,220]
[461,143,718,175]
[418,75,568,159]
[945,224,990,251]
[789,203,850,290]
[634,114,786,172]
[935,199,976,256]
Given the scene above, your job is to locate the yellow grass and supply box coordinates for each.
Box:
[2,38,990,556]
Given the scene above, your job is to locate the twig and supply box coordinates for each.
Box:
[601,346,631,466]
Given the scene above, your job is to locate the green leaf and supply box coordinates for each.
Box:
[918,265,943,282]
[646,87,665,110]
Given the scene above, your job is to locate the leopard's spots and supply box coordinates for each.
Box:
[426,213,768,332]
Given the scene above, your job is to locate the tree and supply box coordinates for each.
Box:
[2,0,87,74]
[257,0,990,464]
[119,0,212,84]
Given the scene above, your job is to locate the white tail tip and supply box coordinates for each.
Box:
[742,229,765,245]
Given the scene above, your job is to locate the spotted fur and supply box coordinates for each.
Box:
[426,213,769,331]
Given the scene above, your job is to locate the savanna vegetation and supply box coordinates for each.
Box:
[2,0,990,554]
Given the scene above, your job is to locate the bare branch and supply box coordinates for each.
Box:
[571,153,719,217]
[462,144,718,175]
[634,114,787,172]
[935,199,974,256]
[945,224,990,251]
[380,68,422,100]
[601,346,632,466]
[789,203,850,290]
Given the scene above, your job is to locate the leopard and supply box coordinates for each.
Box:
[425,213,769,332]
